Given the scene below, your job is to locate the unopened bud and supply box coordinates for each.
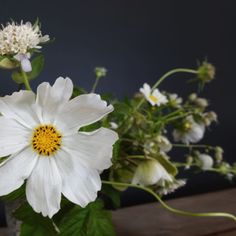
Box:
[197,62,215,83]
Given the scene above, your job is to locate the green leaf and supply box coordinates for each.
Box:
[112,140,120,163]
[14,202,58,236]
[72,86,87,98]
[28,55,45,80]
[58,200,115,236]
[156,155,178,176]
[101,184,121,208]
[20,222,57,236]
[12,55,44,84]
[113,102,131,115]
[79,121,101,132]
[0,184,25,201]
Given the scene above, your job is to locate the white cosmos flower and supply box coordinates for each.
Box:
[172,116,205,144]
[132,159,172,186]
[0,21,49,72]
[0,77,118,218]
[140,83,168,106]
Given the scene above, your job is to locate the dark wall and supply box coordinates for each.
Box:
[0,0,235,220]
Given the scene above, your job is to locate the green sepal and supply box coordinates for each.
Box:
[0,57,18,69]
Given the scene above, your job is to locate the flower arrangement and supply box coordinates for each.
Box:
[0,20,235,235]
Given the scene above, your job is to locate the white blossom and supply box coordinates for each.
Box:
[132,159,172,186]
[140,83,168,106]
[173,116,205,144]
[0,21,49,71]
[198,154,213,170]
[0,77,118,218]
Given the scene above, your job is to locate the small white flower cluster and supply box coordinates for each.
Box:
[0,21,49,55]
[0,21,49,72]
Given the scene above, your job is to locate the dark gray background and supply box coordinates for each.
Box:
[0,0,236,225]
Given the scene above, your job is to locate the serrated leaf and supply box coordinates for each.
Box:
[58,200,115,236]
[14,202,58,236]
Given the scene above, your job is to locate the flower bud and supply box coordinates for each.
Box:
[197,62,215,83]
[215,146,224,163]
[185,155,193,169]
[198,153,214,170]
[189,93,197,101]
[94,67,107,78]
[195,98,208,108]
[132,159,172,186]
[203,111,218,126]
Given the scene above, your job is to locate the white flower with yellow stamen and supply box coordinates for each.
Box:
[140,83,168,106]
[0,21,49,71]
[0,77,118,218]
[172,115,205,144]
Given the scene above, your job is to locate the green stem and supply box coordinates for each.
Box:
[102,180,236,221]
[126,155,146,159]
[21,70,32,91]
[91,76,100,93]
[164,112,193,123]
[136,68,197,110]
[172,144,214,149]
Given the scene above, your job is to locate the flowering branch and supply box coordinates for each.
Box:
[136,68,198,110]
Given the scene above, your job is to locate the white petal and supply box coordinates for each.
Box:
[0,90,39,128]
[36,77,73,124]
[21,57,32,72]
[187,123,205,143]
[0,147,37,196]
[55,149,101,207]
[26,157,62,218]
[0,117,31,156]
[140,83,151,98]
[55,94,113,134]
[62,127,118,171]
[198,154,213,170]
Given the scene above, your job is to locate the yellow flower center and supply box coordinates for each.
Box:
[32,125,62,156]
[149,95,158,103]
[183,122,191,131]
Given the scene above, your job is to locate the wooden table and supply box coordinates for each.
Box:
[1,188,236,236]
